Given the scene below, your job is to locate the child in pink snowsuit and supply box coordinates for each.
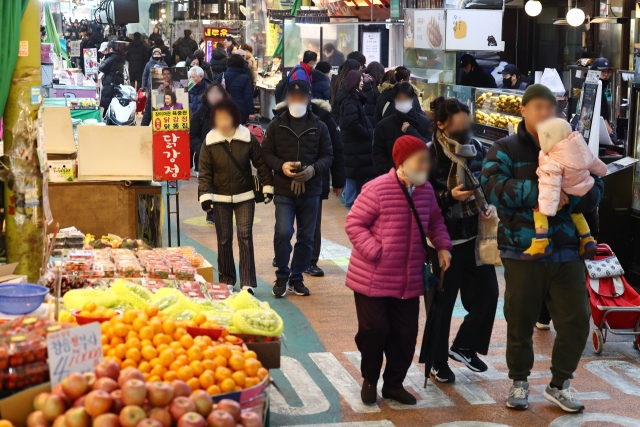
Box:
[521,118,608,260]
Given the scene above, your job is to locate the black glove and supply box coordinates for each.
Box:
[201,200,214,212]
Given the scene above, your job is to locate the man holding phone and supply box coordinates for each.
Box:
[261,81,334,298]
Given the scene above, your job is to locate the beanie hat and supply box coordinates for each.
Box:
[152,48,162,56]
[392,135,428,168]
[537,118,572,154]
[521,84,557,106]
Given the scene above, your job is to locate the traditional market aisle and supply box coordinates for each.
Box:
[168,177,640,427]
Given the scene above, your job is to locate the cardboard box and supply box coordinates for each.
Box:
[0,383,51,427]
[197,259,214,283]
[40,107,76,155]
[0,263,28,284]
[245,341,281,369]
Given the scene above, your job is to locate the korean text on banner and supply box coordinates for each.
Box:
[47,323,103,386]
[153,130,191,181]
[152,109,190,132]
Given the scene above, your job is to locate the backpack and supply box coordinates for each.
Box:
[178,40,193,63]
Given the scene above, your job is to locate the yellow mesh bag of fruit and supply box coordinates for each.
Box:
[63,288,118,310]
[232,307,284,337]
[110,279,152,309]
[152,287,182,301]
[226,290,262,310]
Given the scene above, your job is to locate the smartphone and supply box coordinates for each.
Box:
[462,183,480,191]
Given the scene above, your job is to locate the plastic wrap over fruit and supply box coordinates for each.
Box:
[110,279,151,309]
[62,288,118,310]
[199,310,235,327]
[226,290,263,310]
[232,307,284,337]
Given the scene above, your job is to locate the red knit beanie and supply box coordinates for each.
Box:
[392,135,428,168]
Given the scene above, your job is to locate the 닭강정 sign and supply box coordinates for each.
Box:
[153,130,191,181]
[47,322,103,386]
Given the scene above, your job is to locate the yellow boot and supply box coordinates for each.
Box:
[520,238,552,260]
[580,236,597,260]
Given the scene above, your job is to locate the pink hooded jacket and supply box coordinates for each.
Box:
[345,169,452,299]
[537,131,608,216]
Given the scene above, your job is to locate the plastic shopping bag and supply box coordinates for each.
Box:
[540,68,566,97]
[476,206,502,266]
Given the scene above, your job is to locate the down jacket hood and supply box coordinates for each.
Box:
[274,98,332,116]
[211,47,227,60]
[378,80,421,95]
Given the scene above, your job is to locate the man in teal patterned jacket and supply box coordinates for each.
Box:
[481,84,603,413]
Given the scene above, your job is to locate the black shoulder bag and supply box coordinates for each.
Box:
[395,174,443,291]
[219,143,265,203]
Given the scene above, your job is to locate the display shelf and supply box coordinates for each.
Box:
[473,88,525,140]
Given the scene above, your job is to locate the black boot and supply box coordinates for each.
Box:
[381,386,416,405]
[361,379,377,405]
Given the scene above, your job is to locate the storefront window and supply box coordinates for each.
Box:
[282,22,357,68]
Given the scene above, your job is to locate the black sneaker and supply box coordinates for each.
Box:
[272,279,287,298]
[289,280,310,296]
[272,258,277,267]
[361,379,377,405]
[448,346,488,372]
[381,386,416,405]
[304,265,324,277]
[430,361,456,383]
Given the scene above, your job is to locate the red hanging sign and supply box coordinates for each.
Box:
[153,130,191,181]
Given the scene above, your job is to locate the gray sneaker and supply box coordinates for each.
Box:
[543,380,584,412]
[506,381,530,410]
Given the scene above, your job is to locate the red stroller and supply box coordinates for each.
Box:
[587,244,640,353]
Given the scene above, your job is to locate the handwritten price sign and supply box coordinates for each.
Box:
[47,323,103,386]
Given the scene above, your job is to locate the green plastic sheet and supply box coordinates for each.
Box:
[43,2,70,68]
[0,0,29,120]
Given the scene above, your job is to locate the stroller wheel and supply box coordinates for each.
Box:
[593,329,603,354]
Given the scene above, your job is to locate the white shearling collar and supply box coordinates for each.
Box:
[206,125,251,145]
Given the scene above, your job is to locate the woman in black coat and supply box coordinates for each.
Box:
[373,82,432,176]
[215,54,254,124]
[339,70,375,207]
[99,41,125,111]
[374,66,424,123]
[362,61,384,128]
[330,59,362,124]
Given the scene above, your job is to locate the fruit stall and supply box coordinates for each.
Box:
[0,243,281,427]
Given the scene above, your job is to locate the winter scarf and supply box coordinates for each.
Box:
[435,130,487,218]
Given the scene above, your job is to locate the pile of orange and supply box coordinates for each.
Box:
[186,312,221,329]
[101,304,269,396]
[78,301,119,318]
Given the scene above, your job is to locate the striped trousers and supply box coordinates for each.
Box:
[211,200,257,288]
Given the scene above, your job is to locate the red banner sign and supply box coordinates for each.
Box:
[153,130,191,181]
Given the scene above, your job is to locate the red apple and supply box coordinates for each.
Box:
[73,397,86,408]
[83,373,97,389]
[147,409,171,427]
[119,406,146,427]
[118,369,144,388]
[92,413,120,427]
[147,382,173,408]
[205,411,234,427]
[43,394,67,422]
[214,401,240,422]
[170,380,191,398]
[121,380,147,406]
[62,373,89,400]
[85,390,113,417]
[239,413,261,427]
[136,420,162,427]
[52,384,73,407]
[27,411,50,427]
[64,407,91,427]
[169,397,196,422]
[189,391,212,417]
[96,361,120,381]
[52,415,66,427]
[110,391,124,414]
[34,392,51,411]
[94,378,118,393]
[177,413,205,427]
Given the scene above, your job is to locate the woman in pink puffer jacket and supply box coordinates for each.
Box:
[521,118,608,260]
[345,135,452,406]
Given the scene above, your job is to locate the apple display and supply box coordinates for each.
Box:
[96,361,120,381]
[189,391,212,417]
[119,406,146,427]
[93,378,118,393]
[42,394,67,422]
[118,369,144,388]
[27,411,50,427]
[169,397,196,422]
[92,413,120,427]
[147,383,173,408]
[64,407,91,427]
[85,390,113,417]
[147,409,171,427]
[205,411,234,427]
[177,413,205,427]
[62,373,89,400]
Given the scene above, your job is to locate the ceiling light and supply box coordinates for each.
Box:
[525,0,542,17]
[161,8,165,12]
[566,7,585,26]
[162,14,166,17]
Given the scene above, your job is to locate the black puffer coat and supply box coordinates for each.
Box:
[261,110,334,199]
[428,135,487,240]
[198,125,274,203]
[373,109,432,176]
[199,60,215,81]
[273,98,346,198]
[209,48,228,80]
[362,73,379,128]
[125,39,147,81]
[99,51,125,110]
[374,81,424,124]
[189,101,212,172]
[338,89,375,181]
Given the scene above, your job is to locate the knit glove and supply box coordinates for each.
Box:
[201,200,214,212]
[293,165,315,182]
[291,180,305,195]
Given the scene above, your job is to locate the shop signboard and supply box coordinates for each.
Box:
[152,109,190,132]
[267,20,283,57]
[362,32,381,65]
[83,48,98,81]
[41,43,54,64]
[204,27,230,41]
[390,0,400,18]
[445,10,503,51]
[404,9,415,47]
[47,322,103,386]
[413,9,445,50]
[153,130,191,181]
[70,40,81,57]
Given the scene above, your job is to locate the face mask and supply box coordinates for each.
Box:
[403,167,428,186]
[502,78,512,88]
[448,129,471,144]
[395,100,412,114]
[289,102,307,118]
